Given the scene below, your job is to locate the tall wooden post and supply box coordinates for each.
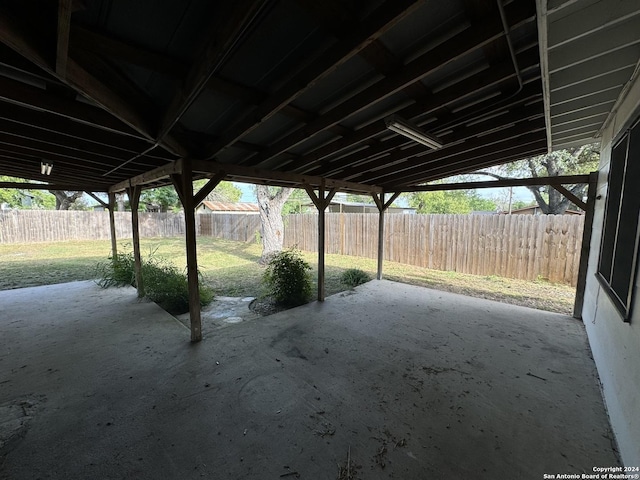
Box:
[318,184,326,301]
[126,185,144,298]
[108,191,118,259]
[305,185,337,301]
[376,193,386,280]
[373,191,400,281]
[573,171,599,319]
[170,162,225,342]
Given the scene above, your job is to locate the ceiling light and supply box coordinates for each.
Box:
[385,115,443,150]
[40,162,53,175]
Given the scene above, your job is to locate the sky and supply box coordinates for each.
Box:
[235,182,535,207]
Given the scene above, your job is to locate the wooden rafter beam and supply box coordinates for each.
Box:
[551,184,587,210]
[157,0,270,142]
[0,76,139,138]
[0,117,164,165]
[0,101,176,160]
[67,29,323,130]
[0,6,187,157]
[56,0,72,77]
[248,2,536,170]
[291,77,541,175]
[0,131,157,173]
[388,139,548,188]
[391,175,590,192]
[70,25,187,79]
[350,117,546,184]
[190,159,382,194]
[0,181,107,191]
[309,101,543,179]
[205,0,426,159]
[193,172,227,206]
[85,191,108,208]
[109,159,183,193]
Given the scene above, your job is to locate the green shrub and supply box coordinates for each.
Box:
[262,248,312,306]
[94,251,135,288]
[95,249,214,315]
[340,268,371,288]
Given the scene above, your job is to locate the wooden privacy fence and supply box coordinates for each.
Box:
[283,213,585,286]
[198,214,261,242]
[0,210,186,243]
[0,210,584,285]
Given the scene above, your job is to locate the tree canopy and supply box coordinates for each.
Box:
[139,181,243,212]
[406,189,497,214]
[476,143,599,214]
[0,176,55,209]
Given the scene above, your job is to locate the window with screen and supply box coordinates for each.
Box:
[597,117,640,321]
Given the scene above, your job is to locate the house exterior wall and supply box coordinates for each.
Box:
[582,72,640,466]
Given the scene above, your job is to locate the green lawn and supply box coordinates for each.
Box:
[0,236,576,314]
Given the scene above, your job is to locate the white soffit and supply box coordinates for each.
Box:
[539,0,640,150]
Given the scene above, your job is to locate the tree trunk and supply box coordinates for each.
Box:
[116,193,126,211]
[48,190,83,210]
[256,186,293,263]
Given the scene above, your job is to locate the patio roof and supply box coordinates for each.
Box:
[0,0,548,193]
[0,1,638,194]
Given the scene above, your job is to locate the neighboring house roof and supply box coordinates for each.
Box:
[304,200,416,211]
[197,201,259,213]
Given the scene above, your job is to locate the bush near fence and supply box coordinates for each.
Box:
[0,210,584,285]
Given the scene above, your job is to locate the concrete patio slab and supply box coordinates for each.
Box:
[0,280,619,479]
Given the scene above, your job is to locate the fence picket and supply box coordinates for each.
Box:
[0,210,584,285]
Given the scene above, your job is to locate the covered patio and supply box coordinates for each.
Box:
[1,0,639,470]
[0,280,618,479]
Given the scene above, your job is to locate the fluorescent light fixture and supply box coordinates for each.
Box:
[385,115,443,149]
[40,162,53,175]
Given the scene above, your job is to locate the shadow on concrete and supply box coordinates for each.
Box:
[0,280,618,479]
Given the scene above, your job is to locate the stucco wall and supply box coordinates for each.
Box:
[582,71,640,466]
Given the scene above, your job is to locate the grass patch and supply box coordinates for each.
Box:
[0,237,577,315]
[340,268,371,288]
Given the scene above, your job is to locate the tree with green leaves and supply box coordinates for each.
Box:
[406,189,497,214]
[139,181,243,212]
[476,143,599,214]
[195,180,242,203]
[282,188,312,214]
[140,186,179,212]
[0,176,55,209]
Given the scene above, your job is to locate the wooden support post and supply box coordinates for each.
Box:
[374,193,386,280]
[305,185,337,301]
[573,171,598,319]
[107,192,118,259]
[318,184,326,301]
[126,185,144,298]
[171,160,204,342]
[373,191,400,280]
